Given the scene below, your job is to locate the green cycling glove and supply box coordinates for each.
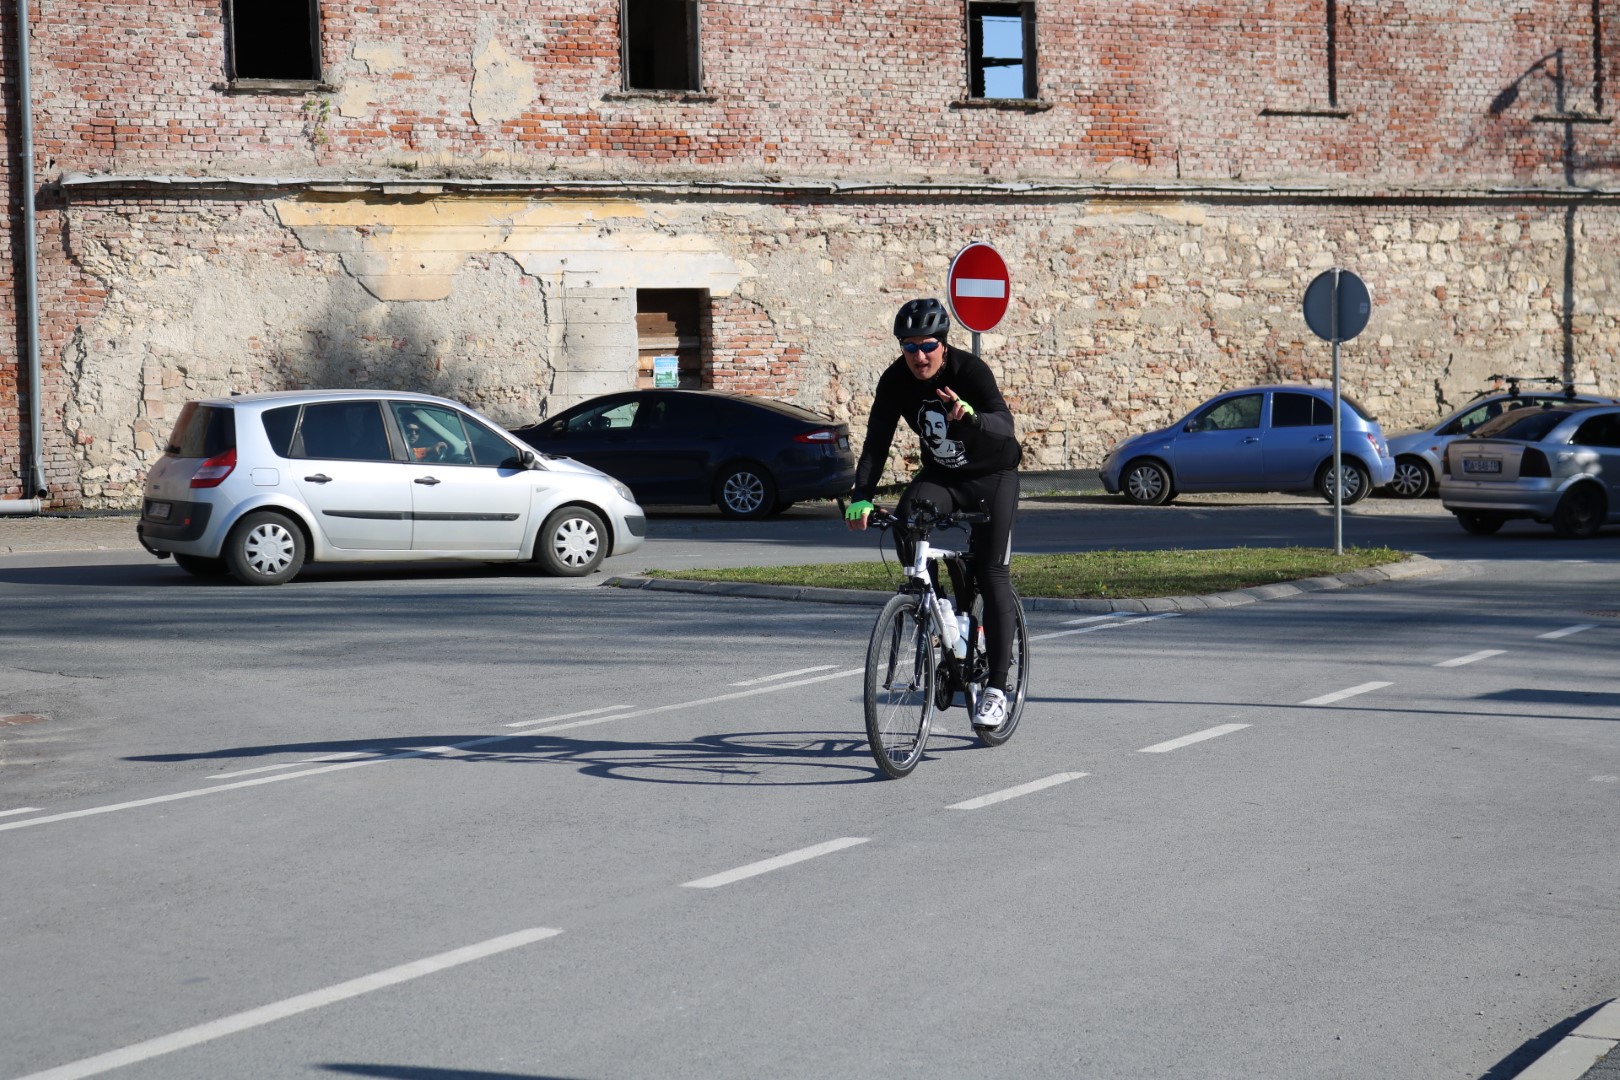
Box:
[845,499,875,522]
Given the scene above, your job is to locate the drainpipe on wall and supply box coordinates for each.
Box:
[9,0,47,512]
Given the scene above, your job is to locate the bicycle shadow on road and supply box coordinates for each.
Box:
[124,727,984,786]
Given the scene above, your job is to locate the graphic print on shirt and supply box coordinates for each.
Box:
[918,401,968,468]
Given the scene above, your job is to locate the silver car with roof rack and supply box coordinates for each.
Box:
[1439,401,1620,537]
[137,389,645,584]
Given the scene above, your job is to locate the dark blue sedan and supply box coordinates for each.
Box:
[511,390,856,519]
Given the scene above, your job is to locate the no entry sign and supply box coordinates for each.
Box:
[947,242,1011,334]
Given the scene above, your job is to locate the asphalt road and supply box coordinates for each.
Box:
[1,499,1616,1080]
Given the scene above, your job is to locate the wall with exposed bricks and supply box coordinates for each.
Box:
[4,2,1620,505]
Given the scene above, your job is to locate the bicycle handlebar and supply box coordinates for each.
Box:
[867,500,990,534]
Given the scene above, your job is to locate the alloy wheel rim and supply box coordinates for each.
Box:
[1127,467,1162,501]
[553,519,600,567]
[725,473,764,513]
[1391,462,1425,496]
[245,524,294,575]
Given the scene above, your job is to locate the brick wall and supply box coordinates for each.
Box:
[6,2,1620,505]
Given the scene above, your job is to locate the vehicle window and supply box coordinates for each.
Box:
[1471,407,1582,442]
[295,401,393,461]
[262,405,299,457]
[1192,394,1262,431]
[566,399,638,434]
[164,403,236,458]
[1572,414,1620,448]
[460,413,521,466]
[392,403,471,465]
[1271,392,1331,428]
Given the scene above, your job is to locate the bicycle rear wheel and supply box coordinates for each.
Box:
[863,593,937,779]
[972,592,1028,747]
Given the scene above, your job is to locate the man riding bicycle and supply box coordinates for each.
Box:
[845,297,1022,728]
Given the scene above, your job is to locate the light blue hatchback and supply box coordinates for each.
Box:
[1099,385,1395,505]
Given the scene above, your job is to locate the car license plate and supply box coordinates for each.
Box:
[1462,459,1502,474]
[148,501,171,521]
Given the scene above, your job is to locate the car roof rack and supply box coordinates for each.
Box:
[1473,374,1585,401]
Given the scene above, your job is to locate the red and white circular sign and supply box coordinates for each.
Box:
[946,242,1011,333]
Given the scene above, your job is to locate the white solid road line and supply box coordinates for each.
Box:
[0,671,869,835]
[505,704,634,729]
[1299,681,1393,706]
[729,665,837,686]
[947,772,1088,810]
[208,750,378,779]
[1138,724,1250,754]
[1538,623,1597,640]
[1061,614,1127,625]
[1436,649,1507,667]
[1034,612,1181,642]
[11,927,563,1080]
[681,837,870,889]
[0,807,42,818]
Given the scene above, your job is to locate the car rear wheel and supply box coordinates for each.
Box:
[224,512,306,585]
[1121,459,1175,506]
[716,462,777,519]
[537,505,606,575]
[173,553,229,577]
[1552,484,1606,539]
[1387,456,1433,499]
[1456,511,1506,535]
[1317,460,1371,505]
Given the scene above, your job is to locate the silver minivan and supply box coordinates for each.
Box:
[137,390,646,584]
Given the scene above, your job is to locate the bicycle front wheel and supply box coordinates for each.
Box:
[863,593,937,779]
[973,592,1029,748]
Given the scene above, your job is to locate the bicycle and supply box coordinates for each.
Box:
[860,501,1029,779]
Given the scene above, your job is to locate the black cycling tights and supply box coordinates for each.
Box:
[895,468,1019,692]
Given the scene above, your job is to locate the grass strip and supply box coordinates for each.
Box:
[640,546,1407,600]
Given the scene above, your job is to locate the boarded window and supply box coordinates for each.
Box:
[968,2,1037,101]
[227,0,322,83]
[636,290,707,389]
[622,0,702,91]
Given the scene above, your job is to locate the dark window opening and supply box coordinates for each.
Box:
[636,289,707,389]
[228,0,321,82]
[622,0,701,92]
[1272,392,1332,428]
[969,2,1036,101]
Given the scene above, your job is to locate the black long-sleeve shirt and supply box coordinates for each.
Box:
[850,344,1021,502]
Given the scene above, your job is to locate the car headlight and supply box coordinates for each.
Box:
[610,478,635,503]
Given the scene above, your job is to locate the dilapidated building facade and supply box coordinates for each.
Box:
[4,2,1620,507]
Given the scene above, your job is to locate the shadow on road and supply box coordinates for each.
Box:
[124,727,998,786]
[321,1066,586,1080]
[1475,999,1612,1080]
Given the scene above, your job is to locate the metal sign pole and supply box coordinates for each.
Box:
[971,330,981,357]
[1331,269,1343,556]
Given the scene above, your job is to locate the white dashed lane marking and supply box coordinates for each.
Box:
[681,837,870,889]
[947,772,1088,810]
[1435,649,1506,667]
[1299,681,1392,706]
[0,807,42,818]
[1137,724,1250,754]
[1538,624,1596,640]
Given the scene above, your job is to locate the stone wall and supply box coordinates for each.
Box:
[35,185,1620,508]
[7,1,1620,505]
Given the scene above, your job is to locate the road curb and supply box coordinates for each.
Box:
[603,554,1444,611]
[1509,1000,1620,1080]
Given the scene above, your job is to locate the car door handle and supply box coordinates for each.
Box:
[1242,436,1260,443]
[414,476,441,486]
[304,474,333,484]
[1314,434,1332,441]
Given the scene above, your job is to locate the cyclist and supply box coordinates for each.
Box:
[845,297,1022,728]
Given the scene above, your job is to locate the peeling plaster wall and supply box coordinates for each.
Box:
[40,188,1620,509]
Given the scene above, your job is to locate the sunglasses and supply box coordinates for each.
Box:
[900,340,943,354]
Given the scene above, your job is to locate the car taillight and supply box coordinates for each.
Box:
[189,448,237,488]
[1519,447,1551,477]
[794,428,839,443]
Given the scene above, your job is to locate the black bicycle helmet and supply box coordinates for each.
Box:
[893,298,950,340]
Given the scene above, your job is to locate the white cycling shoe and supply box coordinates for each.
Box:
[975,687,1008,729]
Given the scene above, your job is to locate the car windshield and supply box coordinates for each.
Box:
[1470,407,1585,442]
[164,403,235,457]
